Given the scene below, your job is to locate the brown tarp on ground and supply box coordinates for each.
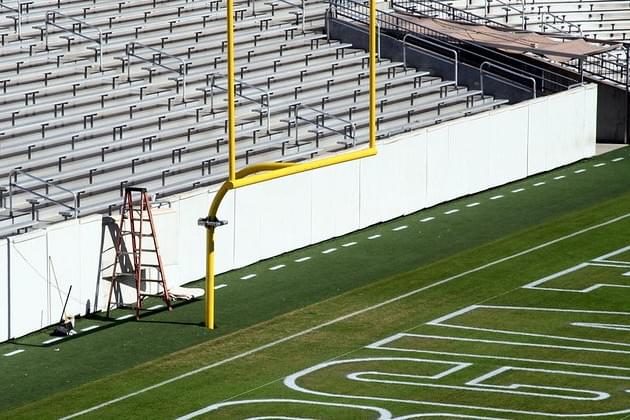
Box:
[395,13,618,62]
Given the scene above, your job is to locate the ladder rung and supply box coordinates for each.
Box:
[115,273,135,277]
[141,249,157,252]
[122,232,153,237]
[141,279,164,283]
[139,292,165,297]
[141,263,161,268]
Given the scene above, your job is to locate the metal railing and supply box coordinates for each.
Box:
[45,10,103,71]
[331,0,577,94]
[480,61,536,98]
[403,33,458,84]
[127,42,188,102]
[276,0,306,32]
[0,0,23,39]
[294,104,357,146]
[8,169,79,219]
[391,0,509,29]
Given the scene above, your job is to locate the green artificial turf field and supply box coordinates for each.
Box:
[2,147,630,419]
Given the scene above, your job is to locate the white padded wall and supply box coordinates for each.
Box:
[527,96,549,175]
[78,216,103,314]
[9,231,47,338]
[47,220,81,321]
[583,85,598,157]
[152,205,180,286]
[0,240,8,342]
[449,113,491,196]
[311,161,361,243]
[178,191,211,280]
[426,124,450,206]
[488,104,529,187]
[359,133,427,228]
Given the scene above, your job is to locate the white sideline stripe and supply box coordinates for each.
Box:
[594,163,606,167]
[490,195,503,200]
[342,242,357,247]
[612,157,624,162]
[511,188,525,193]
[80,326,99,332]
[3,349,24,357]
[59,211,630,420]
[43,337,64,345]
[392,225,408,231]
[269,264,286,271]
[240,274,256,280]
[295,257,311,263]
[116,314,134,321]
[466,202,480,208]
[575,169,587,173]
[444,209,459,215]
[420,217,435,222]
[554,176,566,180]
[215,284,227,290]
[147,305,163,311]
[322,248,337,254]
[533,182,545,186]
[368,234,381,239]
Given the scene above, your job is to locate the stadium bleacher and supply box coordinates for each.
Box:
[0,0,508,238]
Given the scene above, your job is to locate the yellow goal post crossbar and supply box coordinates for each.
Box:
[199,0,378,329]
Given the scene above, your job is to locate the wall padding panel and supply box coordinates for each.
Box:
[583,85,598,157]
[426,124,451,207]
[527,96,550,175]
[78,217,103,314]
[449,113,491,197]
[9,231,47,338]
[47,220,82,323]
[311,161,361,243]
[488,104,529,187]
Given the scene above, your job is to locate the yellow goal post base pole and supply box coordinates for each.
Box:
[200,0,378,329]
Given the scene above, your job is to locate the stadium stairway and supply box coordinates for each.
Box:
[0,0,507,237]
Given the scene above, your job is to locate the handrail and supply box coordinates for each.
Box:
[237,80,272,133]
[403,33,458,84]
[480,61,536,98]
[8,169,79,219]
[45,10,103,72]
[127,41,188,102]
[207,73,272,133]
[394,0,508,29]
[0,0,23,39]
[487,0,525,30]
[276,0,306,33]
[294,104,357,146]
[331,0,576,93]
[538,10,583,37]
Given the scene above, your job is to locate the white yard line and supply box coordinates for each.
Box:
[368,234,381,240]
[554,176,566,180]
[3,349,24,357]
[146,305,164,311]
[240,274,256,280]
[80,326,100,332]
[511,188,525,193]
[295,257,311,263]
[42,337,64,345]
[444,209,459,215]
[466,202,480,208]
[215,284,227,290]
[322,248,337,254]
[533,182,545,187]
[575,169,586,173]
[116,314,134,321]
[594,163,606,167]
[342,242,357,247]
[392,225,408,231]
[612,157,624,162]
[269,264,286,271]
[490,195,503,200]
[60,211,630,420]
[420,217,435,222]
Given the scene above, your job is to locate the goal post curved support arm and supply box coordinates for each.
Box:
[201,0,378,329]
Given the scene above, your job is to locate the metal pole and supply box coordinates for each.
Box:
[227,0,236,183]
[369,0,376,149]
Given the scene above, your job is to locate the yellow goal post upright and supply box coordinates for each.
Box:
[198,0,379,329]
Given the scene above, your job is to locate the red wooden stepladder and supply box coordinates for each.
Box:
[107,187,172,319]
